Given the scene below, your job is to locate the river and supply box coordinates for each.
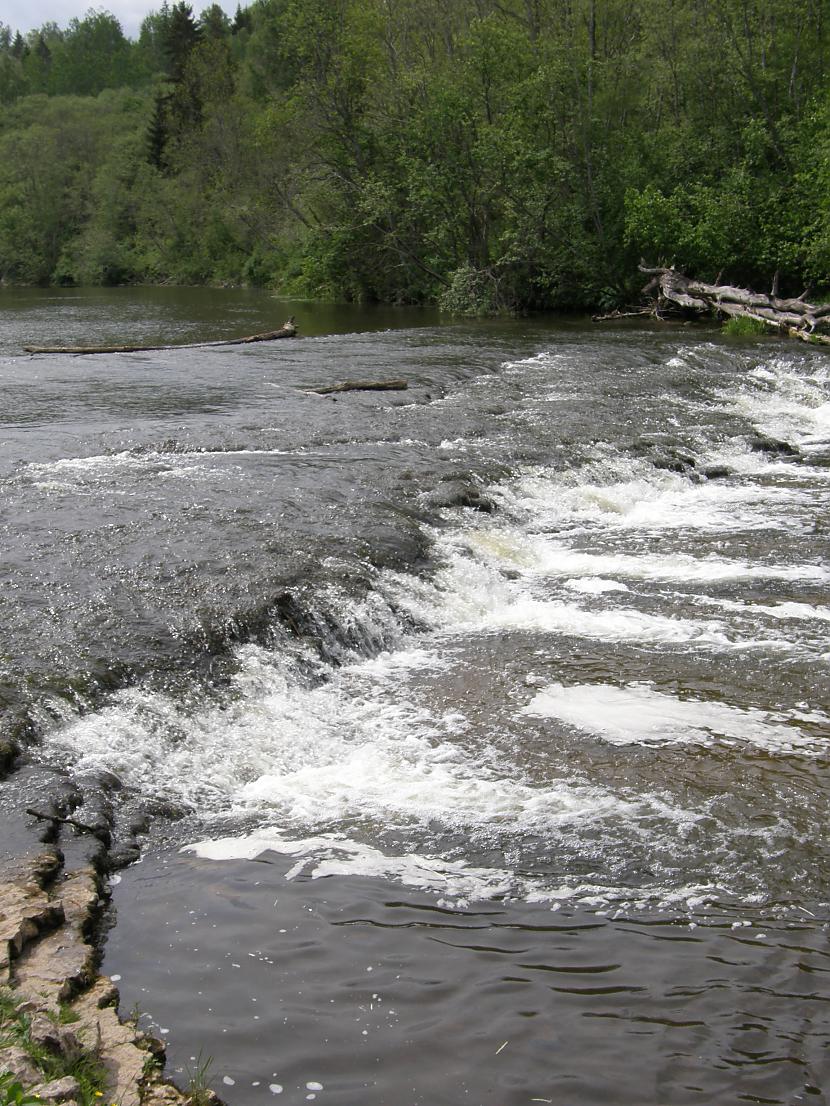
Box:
[1,287,828,1105]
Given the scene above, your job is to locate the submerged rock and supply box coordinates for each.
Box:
[424,479,496,513]
[653,451,697,474]
[630,438,700,479]
[748,434,799,456]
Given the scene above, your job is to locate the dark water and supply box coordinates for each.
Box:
[109,852,829,1106]
[0,286,439,349]
[1,288,829,1104]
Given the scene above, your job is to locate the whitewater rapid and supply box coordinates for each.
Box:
[30,339,829,914]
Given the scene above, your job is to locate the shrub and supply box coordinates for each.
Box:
[438,263,500,316]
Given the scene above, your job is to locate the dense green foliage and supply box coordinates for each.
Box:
[1,0,829,310]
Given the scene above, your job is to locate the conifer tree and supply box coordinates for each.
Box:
[147,90,170,169]
[34,33,51,65]
[231,5,251,34]
[165,1,200,82]
[199,3,230,41]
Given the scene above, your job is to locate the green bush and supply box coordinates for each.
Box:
[438,264,500,316]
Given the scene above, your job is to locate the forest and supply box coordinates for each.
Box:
[0,0,829,312]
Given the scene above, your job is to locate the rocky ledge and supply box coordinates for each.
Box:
[0,838,215,1106]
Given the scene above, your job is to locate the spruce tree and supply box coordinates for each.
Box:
[231,5,251,34]
[147,90,170,170]
[164,1,200,82]
[34,33,51,66]
[199,4,230,41]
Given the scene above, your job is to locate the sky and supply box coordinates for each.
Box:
[1,0,241,38]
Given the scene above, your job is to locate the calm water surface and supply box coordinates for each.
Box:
[1,288,828,1104]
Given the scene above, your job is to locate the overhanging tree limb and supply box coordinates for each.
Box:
[638,263,830,345]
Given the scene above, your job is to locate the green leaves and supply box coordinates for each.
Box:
[1,0,829,299]
[0,1073,42,1106]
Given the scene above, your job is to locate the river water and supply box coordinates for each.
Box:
[1,288,829,1104]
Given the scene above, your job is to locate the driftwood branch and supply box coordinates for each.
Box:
[637,265,830,345]
[310,379,408,394]
[591,307,657,322]
[26,807,110,843]
[24,319,298,355]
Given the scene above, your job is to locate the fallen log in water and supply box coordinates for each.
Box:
[24,318,298,354]
[591,307,657,322]
[637,265,830,345]
[310,379,408,394]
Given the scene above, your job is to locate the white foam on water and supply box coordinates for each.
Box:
[369,426,824,660]
[703,444,830,482]
[441,589,730,645]
[502,351,552,371]
[564,577,630,594]
[44,642,654,839]
[44,631,729,912]
[182,828,755,914]
[500,456,810,534]
[23,450,200,493]
[25,450,140,476]
[698,597,830,623]
[184,832,518,903]
[706,357,830,461]
[189,448,315,457]
[384,546,793,652]
[526,878,738,914]
[716,357,830,448]
[522,682,830,753]
[182,827,720,911]
[458,528,829,584]
[23,447,310,490]
[23,450,167,491]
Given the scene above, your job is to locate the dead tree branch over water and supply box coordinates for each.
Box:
[638,265,830,345]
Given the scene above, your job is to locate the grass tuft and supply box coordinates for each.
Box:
[722,314,768,337]
[184,1051,214,1106]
